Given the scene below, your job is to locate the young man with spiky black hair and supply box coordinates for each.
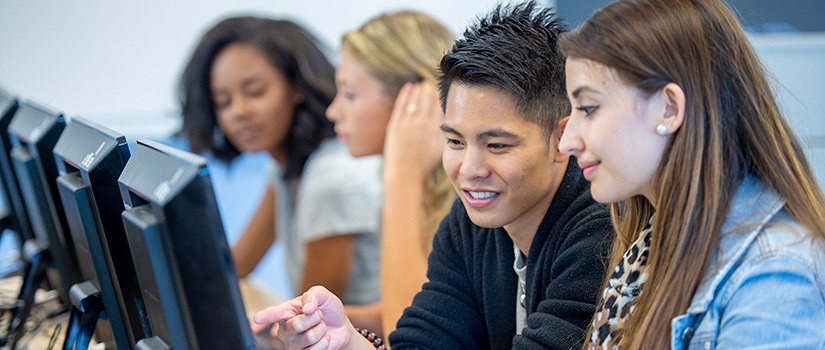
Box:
[253,2,614,349]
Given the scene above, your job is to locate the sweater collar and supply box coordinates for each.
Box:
[527,158,589,258]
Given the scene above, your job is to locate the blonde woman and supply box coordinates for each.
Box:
[557,0,825,348]
[324,11,456,335]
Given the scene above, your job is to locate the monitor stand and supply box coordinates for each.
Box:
[63,281,103,350]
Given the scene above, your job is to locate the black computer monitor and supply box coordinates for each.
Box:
[119,139,255,349]
[8,101,81,299]
[53,116,146,349]
[0,87,33,244]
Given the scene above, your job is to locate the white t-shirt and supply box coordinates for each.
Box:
[287,139,383,305]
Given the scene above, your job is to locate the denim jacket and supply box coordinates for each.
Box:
[671,174,825,349]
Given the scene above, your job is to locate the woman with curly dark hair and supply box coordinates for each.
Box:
[178,16,382,306]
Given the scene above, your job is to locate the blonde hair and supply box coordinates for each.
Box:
[342,11,455,253]
[560,0,825,348]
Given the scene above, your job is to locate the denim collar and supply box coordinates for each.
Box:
[685,174,785,314]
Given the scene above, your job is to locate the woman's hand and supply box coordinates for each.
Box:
[379,81,444,335]
[253,286,372,350]
[383,82,445,183]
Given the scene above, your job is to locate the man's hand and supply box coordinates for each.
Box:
[253,286,371,350]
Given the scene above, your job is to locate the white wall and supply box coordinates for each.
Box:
[752,33,825,188]
[0,0,539,140]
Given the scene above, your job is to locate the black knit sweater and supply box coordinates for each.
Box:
[389,160,613,350]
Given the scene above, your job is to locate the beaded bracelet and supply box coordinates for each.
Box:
[355,328,387,350]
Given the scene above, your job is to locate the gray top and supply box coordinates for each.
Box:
[289,139,383,305]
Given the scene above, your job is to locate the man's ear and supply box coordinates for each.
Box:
[659,83,685,134]
[554,116,570,163]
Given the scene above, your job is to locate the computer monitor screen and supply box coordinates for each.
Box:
[0,87,33,243]
[53,116,145,348]
[8,101,80,297]
[119,139,254,349]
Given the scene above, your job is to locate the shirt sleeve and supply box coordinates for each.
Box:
[712,254,825,349]
[388,206,489,349]
[293,142,382,243]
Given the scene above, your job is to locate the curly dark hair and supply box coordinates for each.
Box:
[178,16,335,179]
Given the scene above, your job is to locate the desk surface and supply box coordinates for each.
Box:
[8,277,285,349]
[240,277,286,319]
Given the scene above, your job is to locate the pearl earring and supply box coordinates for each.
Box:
[656,124,668,135]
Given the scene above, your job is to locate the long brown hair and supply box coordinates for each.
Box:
[342,11,455,250]
[559,0,825,348]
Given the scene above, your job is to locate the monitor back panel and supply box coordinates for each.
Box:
[0,89,33,242]
[119,139,254,349]
[54,117,145,349]
[9,102,80,297]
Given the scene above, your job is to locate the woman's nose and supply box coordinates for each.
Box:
[326,95,341,122]
[558,116,583,156]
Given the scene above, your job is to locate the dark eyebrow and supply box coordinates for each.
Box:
[477,129,518,141]
[212,76,262,97]
[240,76,263,87]
[440,123,462,138]
[571,86,599,99]
[440,123,518,142]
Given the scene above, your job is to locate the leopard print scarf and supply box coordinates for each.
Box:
[588,220,653,349]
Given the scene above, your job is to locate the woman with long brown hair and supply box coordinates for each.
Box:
[558,0,825,348]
